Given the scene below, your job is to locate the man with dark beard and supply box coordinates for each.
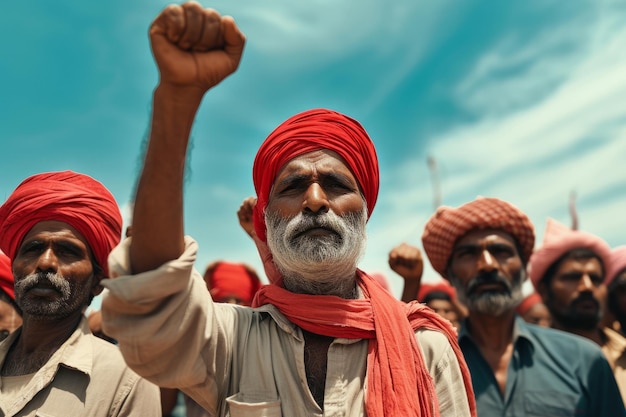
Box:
[100,3,476,417]
[0,171,160,416]
[529,218,626,402]
[422,197,625,416]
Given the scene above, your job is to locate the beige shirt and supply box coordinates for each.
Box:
[602,326,626,405]
[0,317,160,417]
[102,237,473,417]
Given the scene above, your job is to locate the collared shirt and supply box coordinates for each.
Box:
[102,237,473,417]
[603,326,626,405]
[0,317,160,417]
[459,316,625,417]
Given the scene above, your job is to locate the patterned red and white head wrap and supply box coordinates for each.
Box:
[0,171,122,277]
[528,218,612,289]
[422,197,535,279]
[252,108,379,242]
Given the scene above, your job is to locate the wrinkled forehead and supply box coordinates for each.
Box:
[455,228,519,249]
[20,220,94,257]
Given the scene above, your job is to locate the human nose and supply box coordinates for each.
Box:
[577,274,594,292]
[303,183,329,214]
[476,249,497,273]
[35,248,58,273]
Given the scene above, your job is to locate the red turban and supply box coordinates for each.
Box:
[516,292,543,316]
[205,261,262,306]
[0,171,122,277]
[417,280,456,303]
[252,108,379,242]
[0,251,14,300]
[608,246,626,286]
[528,218,612,289]
[422,197,535,279]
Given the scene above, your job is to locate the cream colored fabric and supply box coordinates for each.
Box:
[602,326,626,405]
[102,237,472,417]
[0,317,160,417]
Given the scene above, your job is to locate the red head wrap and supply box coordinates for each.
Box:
[528,218,612,289]
[0,171,122,277]
[516,292,543,315]
[205,261,262,306]
[608,246,626,286]
[422,197,535,279]
[0,251,14,300]
[417,280,457,303]
[252,108,379,242]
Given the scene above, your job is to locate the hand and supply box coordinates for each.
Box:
[388,242,424,282]
[237,196,257,238]
[150,1,246,93]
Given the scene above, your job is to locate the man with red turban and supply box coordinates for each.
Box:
[0,171,159,416]
[422,197,625,416]
[101,3,475,417]
[529,218,626,403]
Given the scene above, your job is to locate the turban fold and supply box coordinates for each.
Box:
[417,280,456,303]
[252,108,379,242]
[422,197,535,279]
[608,246,626,286]
[0,252,14,300]
[528,218,612,289]
[204,261,262,306]
[0,171,122,277]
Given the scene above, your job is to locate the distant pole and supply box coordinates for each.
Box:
[427,155,442,211]
[569,190,578,230]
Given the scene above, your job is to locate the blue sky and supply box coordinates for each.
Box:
[1,0,625,303]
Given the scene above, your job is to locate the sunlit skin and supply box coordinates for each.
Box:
[266,150,365,229]
[520,302,552,328]
[540,257,605,343]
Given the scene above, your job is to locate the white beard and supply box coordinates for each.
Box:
[265,205,368,298]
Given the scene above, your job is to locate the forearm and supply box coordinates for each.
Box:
[130,83,204,273]
[401,279,420,303]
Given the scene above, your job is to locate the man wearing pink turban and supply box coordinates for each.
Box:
[422,197,625,416]
[101,3,475,417]
[607,246,626,334]
[0,171,160,416]
[529,218,626,403]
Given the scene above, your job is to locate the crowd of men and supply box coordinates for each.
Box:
[0,2,624,417]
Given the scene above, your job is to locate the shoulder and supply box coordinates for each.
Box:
[416,329,455,376]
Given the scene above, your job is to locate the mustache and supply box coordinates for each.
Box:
[15,272,69,294]
[466,271,512,295]
[290,213,342,239]
[571,292,600,309]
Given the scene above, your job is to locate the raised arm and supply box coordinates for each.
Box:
[388,242,424,302]
[131,2,245,273]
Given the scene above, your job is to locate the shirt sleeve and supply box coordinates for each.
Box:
[416,329,473,417]
[101,236,237,416]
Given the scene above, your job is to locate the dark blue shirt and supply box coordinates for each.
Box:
[459,316,626,417]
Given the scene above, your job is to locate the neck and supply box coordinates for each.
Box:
[1,312,82,376]
[467,310,516,350]
[282,271,359,299]
[552,321,604,346]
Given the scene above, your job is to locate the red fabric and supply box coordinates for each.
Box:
[422,197,535,279]
[528,218,612,289]
[0,251,14,300]
[516,292,543,315]
[253,270,477,417]
[0,171,122,277]
[418,280,456,303]
[608,246,626,286]
[206,261,262,305]
[252,108,379,243]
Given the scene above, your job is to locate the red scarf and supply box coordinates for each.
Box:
[254,270,476,417]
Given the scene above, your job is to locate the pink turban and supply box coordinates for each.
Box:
[422,197,535,279]
[528,218,612,289]
[205,261,262,306]
[608,246,626,286]
[252,108,379,242]
[0,252,14,300]
[0,171,122,277]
